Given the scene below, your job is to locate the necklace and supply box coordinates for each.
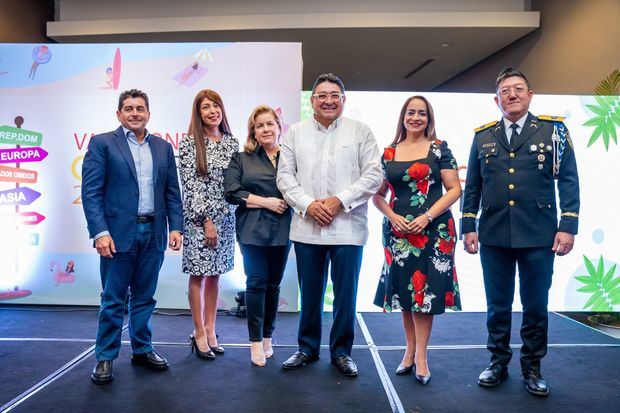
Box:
[267,150,279,166]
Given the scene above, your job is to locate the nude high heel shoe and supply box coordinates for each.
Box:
[250,342,266,366]
[263,338,274,359]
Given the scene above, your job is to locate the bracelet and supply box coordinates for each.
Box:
[425,212,434,222]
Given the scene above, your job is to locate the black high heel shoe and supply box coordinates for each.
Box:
[415,373,432,385]
[395,363,414,375]
[208,334,225,354]
[190,335,215,360]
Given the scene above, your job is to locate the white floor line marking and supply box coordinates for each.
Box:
[0,325,128,413]
[356,313,405,413]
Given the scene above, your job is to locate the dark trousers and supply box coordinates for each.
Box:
[95,222,164,361]
[239,242,291,342]
[294,242,363,359]
[480,244,554,372]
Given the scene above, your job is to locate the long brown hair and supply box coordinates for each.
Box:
[187,89,232,176]
[390,95,437,146]
[244,105,282,154]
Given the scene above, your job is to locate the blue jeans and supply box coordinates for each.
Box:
[293,242,363,359]
[95,222,164,361]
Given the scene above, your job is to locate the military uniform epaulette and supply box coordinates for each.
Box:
[474,120,499,133]
[538,115,565,122]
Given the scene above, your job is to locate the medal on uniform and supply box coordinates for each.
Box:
[539,143,545,148]
[538,164,544,170]
[538,154,545,162]
[530,144,537,151]
[546,145,552,151]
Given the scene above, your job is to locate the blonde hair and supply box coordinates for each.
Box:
[244,105,282,153]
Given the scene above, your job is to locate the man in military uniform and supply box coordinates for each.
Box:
[462,68,579,397]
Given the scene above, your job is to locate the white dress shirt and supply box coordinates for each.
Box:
[503,113,528,144]
[277,116,382,245]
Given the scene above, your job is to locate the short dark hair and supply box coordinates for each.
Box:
[118,89,150,111]
[311,73,345,94]
[494,67,531,91]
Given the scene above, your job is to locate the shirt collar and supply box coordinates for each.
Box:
[121,126,150,144]
[312,115,342,132]
[502,112,528,131]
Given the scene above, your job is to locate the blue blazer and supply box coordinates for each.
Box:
[82,126,183,252]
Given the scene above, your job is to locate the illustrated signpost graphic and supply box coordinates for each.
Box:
[0,117,46,300]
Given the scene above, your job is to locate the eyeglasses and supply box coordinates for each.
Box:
[312,92,343,102]
[498,85,528,97]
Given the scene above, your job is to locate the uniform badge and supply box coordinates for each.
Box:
[482,142,496,148]
[538,154,545,162]
[538,164,544,170]
[539,143,545,148]
[546,145,552,151]
[530,144,537,151]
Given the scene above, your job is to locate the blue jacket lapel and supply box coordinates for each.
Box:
[149,136,160,185]
[113,126,138,184]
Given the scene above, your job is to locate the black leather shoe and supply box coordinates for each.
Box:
[331,355,358,377]
[131,350,169,371]
[523,370,550,397]
[478,364,508,387]
[91,360,113,385]
[282,351,319,370]
[395,363,414,375]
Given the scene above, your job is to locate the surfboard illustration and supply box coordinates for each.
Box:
[112,48,121,89]
[0,288,32,300]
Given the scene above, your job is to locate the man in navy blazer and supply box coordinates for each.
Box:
[82,89,183,385]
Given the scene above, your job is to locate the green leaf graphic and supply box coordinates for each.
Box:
[583,95,620,151]
[575,255,618,311]
[324,283,334,306]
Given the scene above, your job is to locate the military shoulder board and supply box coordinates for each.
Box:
[474,120,499,133]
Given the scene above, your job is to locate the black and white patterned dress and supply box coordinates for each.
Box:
[179,134,238,276]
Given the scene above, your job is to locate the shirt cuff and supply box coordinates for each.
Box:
[335,189,355,212]
[294,194,315,218]
[94,231,110,241]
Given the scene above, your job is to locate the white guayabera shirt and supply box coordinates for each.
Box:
[277,116,382,246]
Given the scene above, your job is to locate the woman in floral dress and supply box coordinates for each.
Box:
[179,89,238,359]
[373,96,462,385]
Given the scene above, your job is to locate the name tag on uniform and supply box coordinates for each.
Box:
[482,142,496,148]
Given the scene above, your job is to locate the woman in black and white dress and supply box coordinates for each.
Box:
[179,89,237,359]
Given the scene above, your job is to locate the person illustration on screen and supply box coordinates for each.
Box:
[277,73,382,377]
[224,105,292,366]
[372,96,462,386]
[462,68,580,397]
[81,89,183,385]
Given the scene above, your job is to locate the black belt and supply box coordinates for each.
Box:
[137,215,155,223]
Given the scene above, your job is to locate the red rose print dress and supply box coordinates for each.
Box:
[374,140,462,314]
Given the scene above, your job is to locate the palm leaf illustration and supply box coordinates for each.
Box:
[583,95,620,151]
[575,255,620,311]
[324,283,334,306]
[594,69,620,96]
[300,91,314,121]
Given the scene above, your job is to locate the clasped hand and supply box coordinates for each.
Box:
[263,197,289,215]
[390,213,429,235]
[307,197,342,226]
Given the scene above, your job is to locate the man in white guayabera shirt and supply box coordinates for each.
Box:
[277,73,382,377]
